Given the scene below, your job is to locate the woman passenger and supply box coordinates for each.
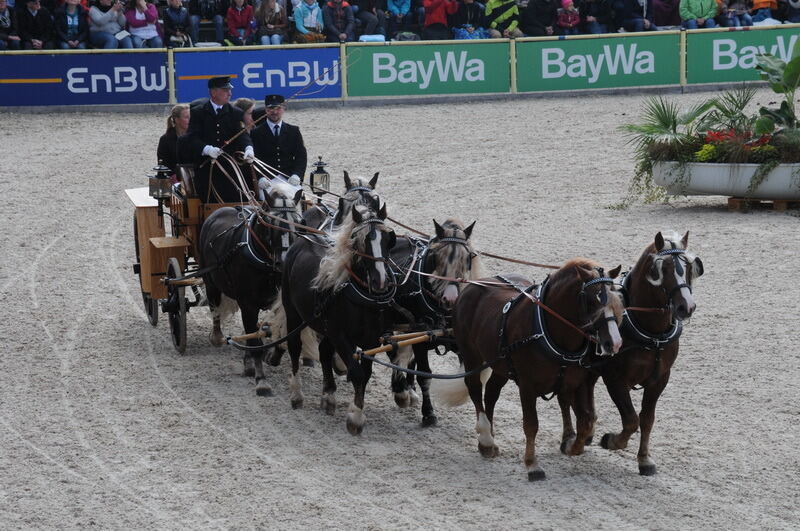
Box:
[157,104,190,181]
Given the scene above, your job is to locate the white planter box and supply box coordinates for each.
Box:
[652,162,800,200]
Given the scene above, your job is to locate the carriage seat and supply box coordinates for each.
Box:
[176,164,197,198]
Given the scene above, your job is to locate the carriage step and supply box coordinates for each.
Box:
[727,197,800,212]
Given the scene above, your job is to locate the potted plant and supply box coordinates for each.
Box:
[620,44,800,204]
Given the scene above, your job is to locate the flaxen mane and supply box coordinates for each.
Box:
[428,218,484,297]
[312,205,376,292]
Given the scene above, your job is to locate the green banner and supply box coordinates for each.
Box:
[686,26,800,84]
[345,43,510,97]
[516,34,680,92]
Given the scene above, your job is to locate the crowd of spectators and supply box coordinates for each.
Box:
[4,0,800,49]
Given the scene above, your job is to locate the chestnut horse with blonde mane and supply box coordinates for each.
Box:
[438,258,624,480]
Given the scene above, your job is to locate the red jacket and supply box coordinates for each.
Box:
[227,4,254,37]
[423,0,458,27]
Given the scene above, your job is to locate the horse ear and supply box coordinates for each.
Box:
[464,220,476,240]
[293,189,303,204]
[692,256,704,278]
[386,230,396,250]
[681,230,690,249]
[654,231,665,251]
[575,265,594,283]
[343,171,352,190]
[433,219,444,239]
[352,206,363,224]
[334,197,345,225]
[369,172,379,189]
[378,203,387,220]
[608,265,622,279]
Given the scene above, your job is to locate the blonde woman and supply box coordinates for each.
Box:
[157,104,190,177]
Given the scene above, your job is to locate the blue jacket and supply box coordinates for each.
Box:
[387,0,411,16]
[294,1,323,33]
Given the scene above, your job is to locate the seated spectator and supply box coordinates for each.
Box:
[225,0,254,44]
[125,0,163,47]
[54,0,88,48]
[620,0,659,30]
[157,103,190,179]
[485,0,523,37]
[255,0,288,44]
[422,0,457,39]
[556,0,580,33]
[387,0,414,37]
[750,0,773,20]
[17,0,55,48]
[581,0,612,32]
[188,0,227,44]
[652,0,681,26]
[520,0,557,36]
[679,0,718,27]
[720,0,752,25]
[785,0,800,22]
[353,0,386,36]
[89,0,131,48]
[322,0,354,42]
[294,0,325,42]
[163,0,191,47]
[233,97,256,131]
[0,0,21,49]
[450,0,490,38]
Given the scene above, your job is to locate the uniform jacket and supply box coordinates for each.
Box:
[180,101,252,165]
[251,121,307,179]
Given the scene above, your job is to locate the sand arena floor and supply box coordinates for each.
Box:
[1,90,798,528]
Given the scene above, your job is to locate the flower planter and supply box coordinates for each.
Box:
[652,162,800,200]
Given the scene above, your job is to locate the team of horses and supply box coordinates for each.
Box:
[194,172,704,481]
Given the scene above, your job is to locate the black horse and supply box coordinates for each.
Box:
[281,203,397,434]
[388,218,482,426]
[198,183,303,395]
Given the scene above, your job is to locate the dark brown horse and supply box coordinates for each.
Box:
[559,231,703,475]
[198,183,303,395]
[280,203,398,434]
[439,259,624,480]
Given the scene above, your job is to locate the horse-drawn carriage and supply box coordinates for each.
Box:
[127,158,331,353]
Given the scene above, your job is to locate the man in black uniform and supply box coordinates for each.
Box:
[179,75,255,202]
[251,94,307,188]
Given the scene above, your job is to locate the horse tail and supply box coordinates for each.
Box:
[432,368,492,407]
[211,292,239,323]
[300,326,320,362]
[266,293,320,363]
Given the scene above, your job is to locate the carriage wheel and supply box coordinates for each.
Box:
[165,257,187,353]
[134,212,159,327]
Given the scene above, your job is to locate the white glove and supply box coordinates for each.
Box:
[243,146,255,163]
[203,145,221,159]
[288,174,301,186]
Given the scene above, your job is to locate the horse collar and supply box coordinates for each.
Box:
[532,278,593,364]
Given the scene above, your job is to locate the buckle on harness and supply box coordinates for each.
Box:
[502,301,512,314]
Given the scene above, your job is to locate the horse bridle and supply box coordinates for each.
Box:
[420,234,476,306]
[579,268,619,330]
[655,247,694,303]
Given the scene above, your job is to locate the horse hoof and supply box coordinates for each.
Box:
[256,386,273,397]
[421,415,437,427]
[291,398,304,409]
[639,463,657,476]
[527,469,546,481]
[209,332,225,347]
[346,420,364,435]
[478,444,499,458]
[600,433,613,450]
[268,350,283,367]
[394,391,411,409]
[302,357,315,368]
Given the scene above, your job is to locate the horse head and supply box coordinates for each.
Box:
[643,230,703,320]
[263,181,304,268]
[333,171,381,226]
[350,203,396,293]
[426,218,482,309]
[575,263,624,355]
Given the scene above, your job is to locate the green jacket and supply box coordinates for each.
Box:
[679,0,718,20]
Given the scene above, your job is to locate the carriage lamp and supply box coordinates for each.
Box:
[149,164,173,200]
[309,156,330,197]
